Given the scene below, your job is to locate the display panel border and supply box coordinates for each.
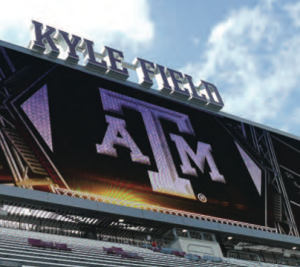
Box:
[0,39,299,236]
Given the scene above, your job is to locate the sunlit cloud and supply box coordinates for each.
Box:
[181,0,300,135]
[0,0,154,53]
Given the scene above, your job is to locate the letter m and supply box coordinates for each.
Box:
[170,134,225,183]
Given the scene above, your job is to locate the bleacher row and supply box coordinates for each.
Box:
[0,226,293,267]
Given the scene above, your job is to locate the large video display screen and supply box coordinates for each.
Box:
[0,45,299,230]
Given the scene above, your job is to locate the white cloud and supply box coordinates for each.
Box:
[181,1,300,134]
[0,0,154,52]
[285,2,300,28]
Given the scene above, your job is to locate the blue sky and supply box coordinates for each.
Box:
[1,0,300,136]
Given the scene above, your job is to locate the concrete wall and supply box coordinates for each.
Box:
[170,237,223,257]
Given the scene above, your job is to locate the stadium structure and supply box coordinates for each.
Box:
[0,21,299,266]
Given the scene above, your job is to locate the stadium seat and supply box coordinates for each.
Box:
[185,253,200,261]
[121,252,144,261]
[27,238,44,248]
[28,238,72,252]
[103,246,116,255]
[55,242,72,251]
[172,250,186,257]
[111,246,127,255]
[161,247,173,254]
[202,254,223,262]
[42,241,56,249]
[151,247,161,252]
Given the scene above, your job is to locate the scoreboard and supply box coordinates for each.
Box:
[0,42,299,234]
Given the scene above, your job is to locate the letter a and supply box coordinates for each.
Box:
[96,115,150,165]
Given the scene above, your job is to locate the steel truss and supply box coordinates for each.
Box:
[250,126,299,236]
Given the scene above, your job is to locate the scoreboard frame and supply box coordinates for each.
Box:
[0,38,299,239]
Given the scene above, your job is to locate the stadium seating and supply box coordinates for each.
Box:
[172,250,186,257]
[103,246,144,260]
[202,254,223,262]
[0,226,293,267]
[151,247,161,252]
[184,253,200,261]
[27,238,44,248]
[55,242,72,251]
[121,252,144,261]
[28,238,72,251]
[103,246,117,254]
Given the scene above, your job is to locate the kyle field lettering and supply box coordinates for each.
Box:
[29,20,224,111]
